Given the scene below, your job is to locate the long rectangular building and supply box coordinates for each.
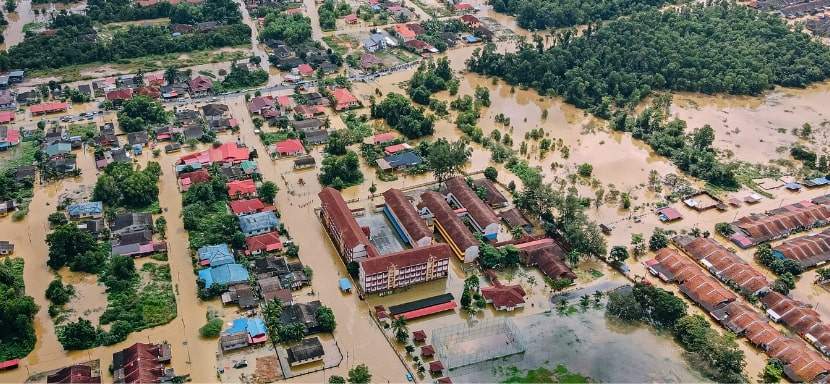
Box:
[773,229,830,269]
[648,249,830,382]
[444,176,500,240]
[729,196,830,248]
[383,188,432,247]
[674,236,770,297]
[318,187,450,294]
[360,244,451,294]
[319,187,379,262]
[418,191,479,263]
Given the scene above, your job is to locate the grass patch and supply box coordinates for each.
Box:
[29,46,250,83]
[22,21,46,35]
[260,131,291,145]
[68,122,97,139]
[501,365,590,383]
[322,36,348,56]
[0,141,38,172]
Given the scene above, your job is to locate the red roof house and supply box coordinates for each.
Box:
[178,169,211,191]
[188,75,213,95]
[178,143,250,165]
[30,102,69,115]
[454,2,473,11]
[384,143,411,155]
[228,198,267,216]
[481,284,526,311]
[333,88,359,111]
[145,73,165,86]
[0,111,14,124]
[245,232,283,255]
[394,24,417,41]
[420,345,435,358]
[106,88,134,102]
[248,96,275,114]
[227,179,257,199]
[46,364,102,383]
[367,132,397,145]
[460,14,480,27]
[297,63,314,77]
[274,139,305,157]
[344,14,358,24]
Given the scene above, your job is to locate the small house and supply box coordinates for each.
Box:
[197,244,235,267]
[239,211,279,237]
[198,263,249,289]
[377,151,422,171]
[273,139,305,157]
[294,155,316,169]
[0,241,14,255]
[188,76,213,97]
[227,179,258,200]
[332,88,359,111]
[287,337,325,366]
[66,202,103,220]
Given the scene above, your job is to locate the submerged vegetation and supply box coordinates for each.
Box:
[610,95,739,189]
[606,284,746,382]
[501,365,590,383]
[467,2,830,115]
[0,258,38,361]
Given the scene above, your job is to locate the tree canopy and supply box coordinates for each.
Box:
[371,93,435,139]
[319,151,363,190]
[118,96,170,133]
[92,162,161,208]
[467,2,830,114]
[0,258,37,361]
[490,0,673,30]
[426,138,470,183]
[259,13,312,45]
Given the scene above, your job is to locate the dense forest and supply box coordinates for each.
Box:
[466,2,830,115]
[0,15,251,70]
[259,13,313,45]
[489,0,673,29]
[86,0,240,24]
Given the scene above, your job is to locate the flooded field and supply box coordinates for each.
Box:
[672,81,830,164]
[452,308,709,383]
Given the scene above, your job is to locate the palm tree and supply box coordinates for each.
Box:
[392,316,408,342]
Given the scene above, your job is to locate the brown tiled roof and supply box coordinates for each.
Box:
[760,291,823,335]
[445,176,499,228]
[653,248,699,282]
[678,273,736,312]
[734,200,830,243]
[500,208,530,229]
[768,338,830,382]
[513,238,575,280]
[112,343,167,384]
[472,179,508,207]
[418,191,477,250]
[481,284,525,309]
[721,301,768,334]
[359,243,451,275]
[383,188,431,245]
[47,364,101,383]
[773,228,830,268]
[679,237,769,294]
[318,187,379,258]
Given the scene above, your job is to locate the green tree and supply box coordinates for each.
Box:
[57,318,99,350]
[631,233,646,257]
[199,317,223,338]
[391,316,408,343]
[48,212,68,227]
[155,216,167,239]
[348,364,372,384]
[45,278,74,306]
[258,181,278,204]
[316,306,336,332]
[484,166,498,181]
[329,376,346,384]
[763,359,784,383]
[608,246,629,266]
[46,224,99,271]
[649,229,668,251]
[427,138,470,183]
[117,96,169,133]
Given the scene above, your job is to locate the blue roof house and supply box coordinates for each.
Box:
[45,142,71,158]
[239,211,279,237]
[197,244,235,267]
[67,201,103,219]
[198,263,249,289]
[226,317,267,338]
[376,151,423,171]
